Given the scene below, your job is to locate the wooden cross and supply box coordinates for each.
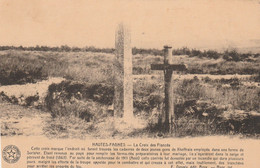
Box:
[151,46,187,133]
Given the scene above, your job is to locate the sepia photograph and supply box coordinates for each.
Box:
[0,0,259,167]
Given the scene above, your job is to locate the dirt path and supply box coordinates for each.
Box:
[0,102,51,137]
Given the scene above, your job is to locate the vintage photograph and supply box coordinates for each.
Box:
[0,0,259,141]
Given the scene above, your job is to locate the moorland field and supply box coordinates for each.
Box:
[0,46,259,138]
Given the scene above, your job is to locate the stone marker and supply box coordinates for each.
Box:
[151,46,187,133]
[114,23,133,120]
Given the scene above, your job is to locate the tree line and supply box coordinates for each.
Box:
[0,45,259,61]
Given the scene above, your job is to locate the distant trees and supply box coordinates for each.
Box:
[223,49,241,62]
[0,45,115,53]
[132,47,163,56]
[0,45,258,61]
[204,50,219,59]
[172,47,191,55]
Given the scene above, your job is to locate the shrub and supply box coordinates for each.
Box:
[205,50,221,59]
[202,76,211,83]
[50,100,104,121]
[0,65,47,85]
[0,52,48,85]
[175,116,213,136]
[223,49,241,62]
[172,47,191,55]
[25,94,39,107]
[217,110,260,135]
[134,93,163,113]
[133,79,163,114]
[45,80,113,121]
[175,78,206,102]
[190,49,203,57]
[251,73,260,82]
[45,80,114,111]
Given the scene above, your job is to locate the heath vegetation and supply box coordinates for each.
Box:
[0,46,259,138]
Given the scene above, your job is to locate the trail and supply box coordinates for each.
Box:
[0,102,51,137]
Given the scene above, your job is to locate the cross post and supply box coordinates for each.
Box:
[151,46,187,133]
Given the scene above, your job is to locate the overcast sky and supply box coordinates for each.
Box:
[0,0,259,50]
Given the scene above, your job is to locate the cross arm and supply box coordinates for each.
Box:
[151,64,187,71]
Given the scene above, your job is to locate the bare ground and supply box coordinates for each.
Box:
[0,102,148,139]
[0,102,51,137]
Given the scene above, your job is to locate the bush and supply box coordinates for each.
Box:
[251,73,260,82]
[0,65,47,85]
[133,79,163,114]
[205,50,221,59]
[134,93,163,113]
[50,100,104,121]
[175,116,213,136]
[45,80,113,121]
[0,52,48,85]
[175,78,206,102]
[223,49,241,62]
[45,80,114,111]
[190,49,203,57]
[172,47,191,55]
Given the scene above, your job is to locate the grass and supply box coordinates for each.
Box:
[40,76,259,138]
[1,50,259,86]
[137,76,259,137]
[0,50,114,85]
[0,51,48,85]
[0,49,259,138]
